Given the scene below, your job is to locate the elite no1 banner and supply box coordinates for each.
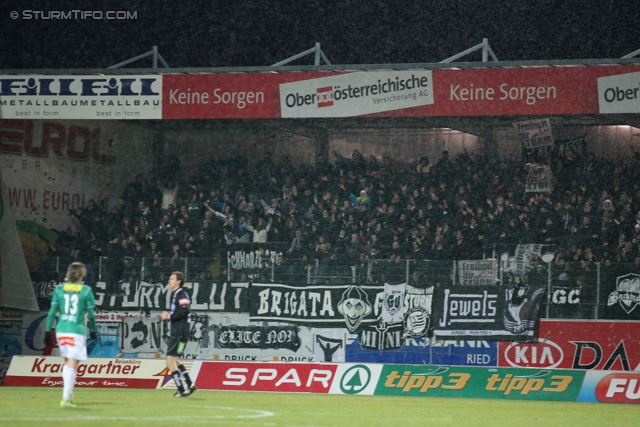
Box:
[0,75,162,119]
[279,71,434,118]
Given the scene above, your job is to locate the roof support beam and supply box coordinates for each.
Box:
[440,38,498,63]
[271,42,332,67]
[108,46,170,69]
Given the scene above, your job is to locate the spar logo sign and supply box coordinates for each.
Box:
[502,340,564,369]
[280,71,434,118]
[329,363,382,395]
[339,364,371,395]
[598,71,640,114]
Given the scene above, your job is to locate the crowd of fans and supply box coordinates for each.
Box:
[40,144,640,297]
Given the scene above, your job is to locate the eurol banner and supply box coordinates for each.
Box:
[0,75,162,119]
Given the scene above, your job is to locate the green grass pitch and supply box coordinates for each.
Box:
[0,387,638,427]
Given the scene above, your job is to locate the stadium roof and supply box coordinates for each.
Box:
[2,57,640,75]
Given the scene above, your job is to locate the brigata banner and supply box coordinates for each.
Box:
[3,355,172,389]
[374,365,585,401]
[249,283,383,329]
[0,76,162,119]
[578,370,640,404]
[498,320,640,370]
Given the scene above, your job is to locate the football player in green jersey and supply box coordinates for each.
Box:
[45,262,98,408]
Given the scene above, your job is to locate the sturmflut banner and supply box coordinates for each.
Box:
[92,281,250,312]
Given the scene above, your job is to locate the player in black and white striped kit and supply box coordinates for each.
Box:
[161,271,197,397]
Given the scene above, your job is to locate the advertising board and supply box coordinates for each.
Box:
[374,365,584,401]
[498,320,640,370]
[3,355,172,389]
[577,370,640,404]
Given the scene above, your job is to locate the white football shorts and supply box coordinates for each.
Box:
[56,333,88,361]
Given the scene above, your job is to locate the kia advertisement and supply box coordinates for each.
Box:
[498,320,640,371]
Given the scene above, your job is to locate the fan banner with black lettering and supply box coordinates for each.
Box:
[92,281,250,312]
[249,283,383,331]
[227,243,288,279]
[431,283,544,341]
[215,325,301,351]
[457,260,497,285]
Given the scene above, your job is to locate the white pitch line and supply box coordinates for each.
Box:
[6,407,275,422]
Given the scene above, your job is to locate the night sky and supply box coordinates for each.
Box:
[0,1,639,70]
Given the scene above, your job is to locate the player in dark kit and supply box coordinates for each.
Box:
[161,271,197,397]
